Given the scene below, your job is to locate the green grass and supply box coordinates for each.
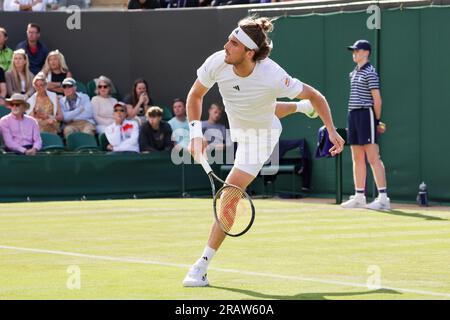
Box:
[0,199,449,300]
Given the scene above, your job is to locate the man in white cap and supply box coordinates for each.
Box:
[0,93,41,155]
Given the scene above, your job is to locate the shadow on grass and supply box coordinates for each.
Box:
[376,209,447,221]
[209,286,401,300]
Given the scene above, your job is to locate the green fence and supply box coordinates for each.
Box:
[0,152,213,202]
[270,6,450,202]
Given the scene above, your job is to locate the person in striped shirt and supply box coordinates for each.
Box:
[341,40,390,211]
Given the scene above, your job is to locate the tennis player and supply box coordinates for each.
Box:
[183,16,345,287]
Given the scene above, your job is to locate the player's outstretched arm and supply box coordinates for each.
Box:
[186,79,210,161]
[297,84,345,156]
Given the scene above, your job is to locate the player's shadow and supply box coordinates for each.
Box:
[209,286,401,300]
[374,209,447,221]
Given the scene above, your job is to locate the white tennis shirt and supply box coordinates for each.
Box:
[197,50,304,140]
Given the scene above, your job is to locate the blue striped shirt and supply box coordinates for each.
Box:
[348,62,379,110]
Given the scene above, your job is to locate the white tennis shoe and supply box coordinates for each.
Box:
[183,263,209,287]
[341,195,367,208]
[366,197,391,211]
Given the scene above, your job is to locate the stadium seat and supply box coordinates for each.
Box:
[76,81,88,94]
[0,105,10,118]
[40,132,65,153]
[86,80,97,98]
[66,132,100,153]
[98,132,110,151]
[162,107,173,121]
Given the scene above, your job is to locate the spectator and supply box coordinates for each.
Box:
[139,106,173,153]
[168,97,189,150]
[166,0,199,7]
[27,72,63,134]
[0,27,13,72]
[201,102,227,150]
[3,0,46,11]
[0,66,6,105]
[128,0,160,9]
[0,93,42,155]
[91,75,117,134]
[59,77,96,138]
[41,49,72,96]
[5,49,35,98]
[105,102,139,153]
[16,23,49,75]
[123,78,153,126]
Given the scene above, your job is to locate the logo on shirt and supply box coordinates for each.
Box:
[284,77,291,87]
[234,29,239,35]
[122,123,134,132]
[233,85,240,91]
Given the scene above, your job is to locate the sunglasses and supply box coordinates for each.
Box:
[98,85,109,89]
[9,103,24,107]
[114,109,126,113]
[62,85,74,88]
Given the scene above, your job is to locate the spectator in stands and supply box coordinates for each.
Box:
[0,93,42,155]
[27,72,63,134]
[41,50,72,96]
[59,77,96,137]
[128,0,160,9]
[105,102,139,153]
[168,97,189,150]
[5,49,35,98]
[123,78,153,126]
[0,66,6,105]
[0,27,13,72]
[3,0,46,11]
[166,0,199,7]
[139,106,173,153]
[201,102,227,150]
[16,23,49,75]
[91,75,117,135]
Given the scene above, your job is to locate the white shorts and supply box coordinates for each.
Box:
[233,116,282,177]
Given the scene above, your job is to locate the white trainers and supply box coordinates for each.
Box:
[341,195,367,208]
[366,197,391,211]
[182,263,209,287]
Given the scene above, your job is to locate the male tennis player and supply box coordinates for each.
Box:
[183,16,345,287]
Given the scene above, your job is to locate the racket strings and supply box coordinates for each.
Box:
[216,186,251,235]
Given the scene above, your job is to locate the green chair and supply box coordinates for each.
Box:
[86,80,97,98]
[162,106,173,121]
[66,132,99,153]
[76,81,88,94]
[40,132,65,153]
[0,105,10,118]
[98,132,110,151]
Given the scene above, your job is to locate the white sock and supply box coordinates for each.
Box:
[378,189,388,201]
[196,245,216,266]
[355,189,365,198]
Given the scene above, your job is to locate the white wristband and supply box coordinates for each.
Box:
[189,120,203,140]
[296,100,310,113]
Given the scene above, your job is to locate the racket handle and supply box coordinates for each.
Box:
[199,155,212,174]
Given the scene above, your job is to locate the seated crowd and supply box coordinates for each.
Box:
[0,0,279,12]
[0,23,228,156]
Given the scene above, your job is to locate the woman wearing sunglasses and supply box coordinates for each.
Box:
[91,75,117,135]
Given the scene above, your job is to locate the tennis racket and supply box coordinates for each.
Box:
[199,156,255,237]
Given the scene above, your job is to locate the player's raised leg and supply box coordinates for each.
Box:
[182,167,255,287]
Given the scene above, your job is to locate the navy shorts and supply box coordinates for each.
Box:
[347,108,377,145]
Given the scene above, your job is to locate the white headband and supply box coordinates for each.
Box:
[230,27,259,51]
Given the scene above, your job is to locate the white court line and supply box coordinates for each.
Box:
[1,245,449,299]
